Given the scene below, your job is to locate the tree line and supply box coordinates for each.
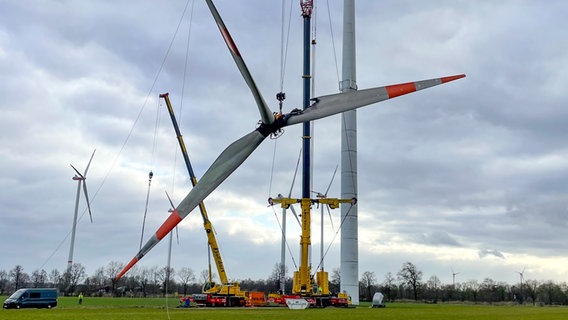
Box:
[357,262,568,305]
[1,261,567,305]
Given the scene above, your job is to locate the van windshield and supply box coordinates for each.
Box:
[8,289,25,299]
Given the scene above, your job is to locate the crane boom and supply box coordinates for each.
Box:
[160,93,233,289]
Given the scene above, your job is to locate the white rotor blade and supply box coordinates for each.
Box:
[205,0,274,126]
[324,164,338,197]
[285,75,465,126]
[164,191,180,245]
[288,149,302,198]
[116,130,266,280]
[289,204,301,227]
[165,190,176,210]
[82,181,93,223]
[70,164,83,179]
[83,149,96,176]
[326,205,335,233]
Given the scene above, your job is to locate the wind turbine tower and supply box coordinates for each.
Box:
[67,149,95,272]
[340,0,359,305]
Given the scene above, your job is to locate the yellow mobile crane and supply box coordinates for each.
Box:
[268,196,355,307]
[160,93,247,307]
[267,0,356,307]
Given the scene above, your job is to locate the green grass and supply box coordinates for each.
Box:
[1,297,567,320]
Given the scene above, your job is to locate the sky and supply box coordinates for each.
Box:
[1,0,568,288]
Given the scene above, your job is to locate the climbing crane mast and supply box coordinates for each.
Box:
[268,0,355,307]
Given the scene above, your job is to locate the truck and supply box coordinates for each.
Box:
[3,288,58,309]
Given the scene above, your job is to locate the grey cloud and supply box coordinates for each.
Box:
[478,249,506,259]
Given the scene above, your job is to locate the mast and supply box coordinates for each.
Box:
[340,0,359,305]
[301,3,312,200]
[298,0,313,295]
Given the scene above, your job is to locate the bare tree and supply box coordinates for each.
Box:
[268,263,287,293]
[330,268,341,294]
[539,280,565,305]
[155,266,175,296]
[524,279,539,306]
[64,263,86,294]
[481,278,507,303]
[149,266,160,296]
[200,269,217,286]
[360,271,377,301]
[0,270,8,294]
[105,261,124,294]
[48,269,61,289]
[138,267,152,297]
[397,262,422,301]
[383,272,396,302]
[463,279,480,302]
[31,269,48,288]
[426,275,441,302]
[88,267,106,295]
[165,267,176,295]
[9,265,29,291]
[178,267,196,296]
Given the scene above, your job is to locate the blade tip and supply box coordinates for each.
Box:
[441,74,466,83]
[116,257,138,280]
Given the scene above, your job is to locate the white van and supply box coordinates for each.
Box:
[3,288,58,309]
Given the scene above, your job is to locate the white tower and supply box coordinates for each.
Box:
[340,0,359,305]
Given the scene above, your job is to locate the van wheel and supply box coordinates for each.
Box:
[47,304,52,309]
[16,304,21,309]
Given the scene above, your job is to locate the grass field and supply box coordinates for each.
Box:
[1,296,567,320]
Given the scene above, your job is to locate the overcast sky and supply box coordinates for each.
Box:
[1,0,568,288]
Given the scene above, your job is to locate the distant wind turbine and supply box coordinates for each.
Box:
[67,149,95,272]
[451,268,460,289]
[516,267,526,304]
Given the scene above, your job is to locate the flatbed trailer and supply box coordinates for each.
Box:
[191,293,246,307]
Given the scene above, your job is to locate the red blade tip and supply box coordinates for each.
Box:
[441,74,466,83]
[116,257,138,281]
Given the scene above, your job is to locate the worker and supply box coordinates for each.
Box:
[78,292,84,305]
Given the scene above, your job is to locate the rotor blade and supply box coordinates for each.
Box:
[205,0,274,126]
[324,164,339,197]
[165,191,180,245]
[70,164,83,179]
[116,130,267,280]
[83,149,96,176]
[175,226,179,245]
[289,204,301,227]
[82,181,93,223]
[165,190,176,210]
[284,75,465,126]
[287,149,302,198]
[326,205,335,233]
